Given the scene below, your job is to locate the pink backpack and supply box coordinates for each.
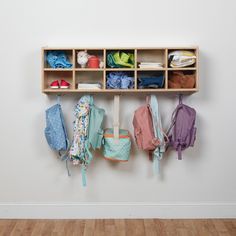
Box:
[133,97,160,152]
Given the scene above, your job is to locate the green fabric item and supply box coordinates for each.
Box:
[128,53,134,64]
[88,102,105,150]
[107,51,135,68]
[113,52,134,68]
[87,96,105,151]
[107,53,120,68]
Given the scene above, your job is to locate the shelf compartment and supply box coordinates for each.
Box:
[168,70,197,90]
[106,49,135,69]
[75,71,104,90]
[168,48,197,69]
[137,49,166,69]
[43,49,73,69]
[137,71,165,90]
[43,71,73,91]
[75,49,104,69]
[106,71,135,90]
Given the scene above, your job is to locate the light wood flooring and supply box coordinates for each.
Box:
[0,219,235,236]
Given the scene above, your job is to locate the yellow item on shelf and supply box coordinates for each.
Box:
[169,50,196,68]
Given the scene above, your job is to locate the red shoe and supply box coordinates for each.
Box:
[60,80,70,89]
[50,80,60,89]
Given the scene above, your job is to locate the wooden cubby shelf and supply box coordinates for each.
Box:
[42,47,199,93]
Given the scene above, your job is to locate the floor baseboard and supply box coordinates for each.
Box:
[0,202,236,219]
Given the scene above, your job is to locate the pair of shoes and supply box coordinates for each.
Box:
[50,80,70,89]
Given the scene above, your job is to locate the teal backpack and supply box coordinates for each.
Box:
[87,96,105,151]
[84,96,105,186]
[69,95,105,186]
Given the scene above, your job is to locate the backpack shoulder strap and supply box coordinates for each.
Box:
[166,96,184,136]
[149,95,167,174]
[113,95,120,141]
[56,95,71,176]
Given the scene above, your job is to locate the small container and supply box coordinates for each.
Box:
[88,56,100,68]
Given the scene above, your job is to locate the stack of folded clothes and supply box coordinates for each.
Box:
[107,51,134,68]
[46,51,72,68]
[168,71,195,88]
[138,72,165,89]
[106,72,134,89]
[168,50,196,68]
[138,62,164,69]
[77,83,102,90]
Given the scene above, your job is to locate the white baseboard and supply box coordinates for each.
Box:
[0,202,236,219]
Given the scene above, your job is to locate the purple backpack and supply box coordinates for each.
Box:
[167,95,197,160]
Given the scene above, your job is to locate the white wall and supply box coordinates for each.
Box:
[0,0,236,218]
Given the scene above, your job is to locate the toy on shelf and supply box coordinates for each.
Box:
[77,51,89,68]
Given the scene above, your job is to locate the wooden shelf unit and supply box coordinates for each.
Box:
[42,47,199,93]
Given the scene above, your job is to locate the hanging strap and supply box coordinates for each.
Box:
[149,95,165,175]
[113,95,120,141]
[57,94,61,104]
[166,99,183,137]
[81,166,87,187]
[59,139,71,177]
[89,95,94,106]
[178,145,182,160]
[146,95,150,105]
[179,94,183,104]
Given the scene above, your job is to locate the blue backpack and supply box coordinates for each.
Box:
[44,96,69,155]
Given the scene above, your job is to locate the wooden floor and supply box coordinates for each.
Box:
[0,219,235,236]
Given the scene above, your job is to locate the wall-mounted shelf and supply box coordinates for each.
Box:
[42,47,199,93]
